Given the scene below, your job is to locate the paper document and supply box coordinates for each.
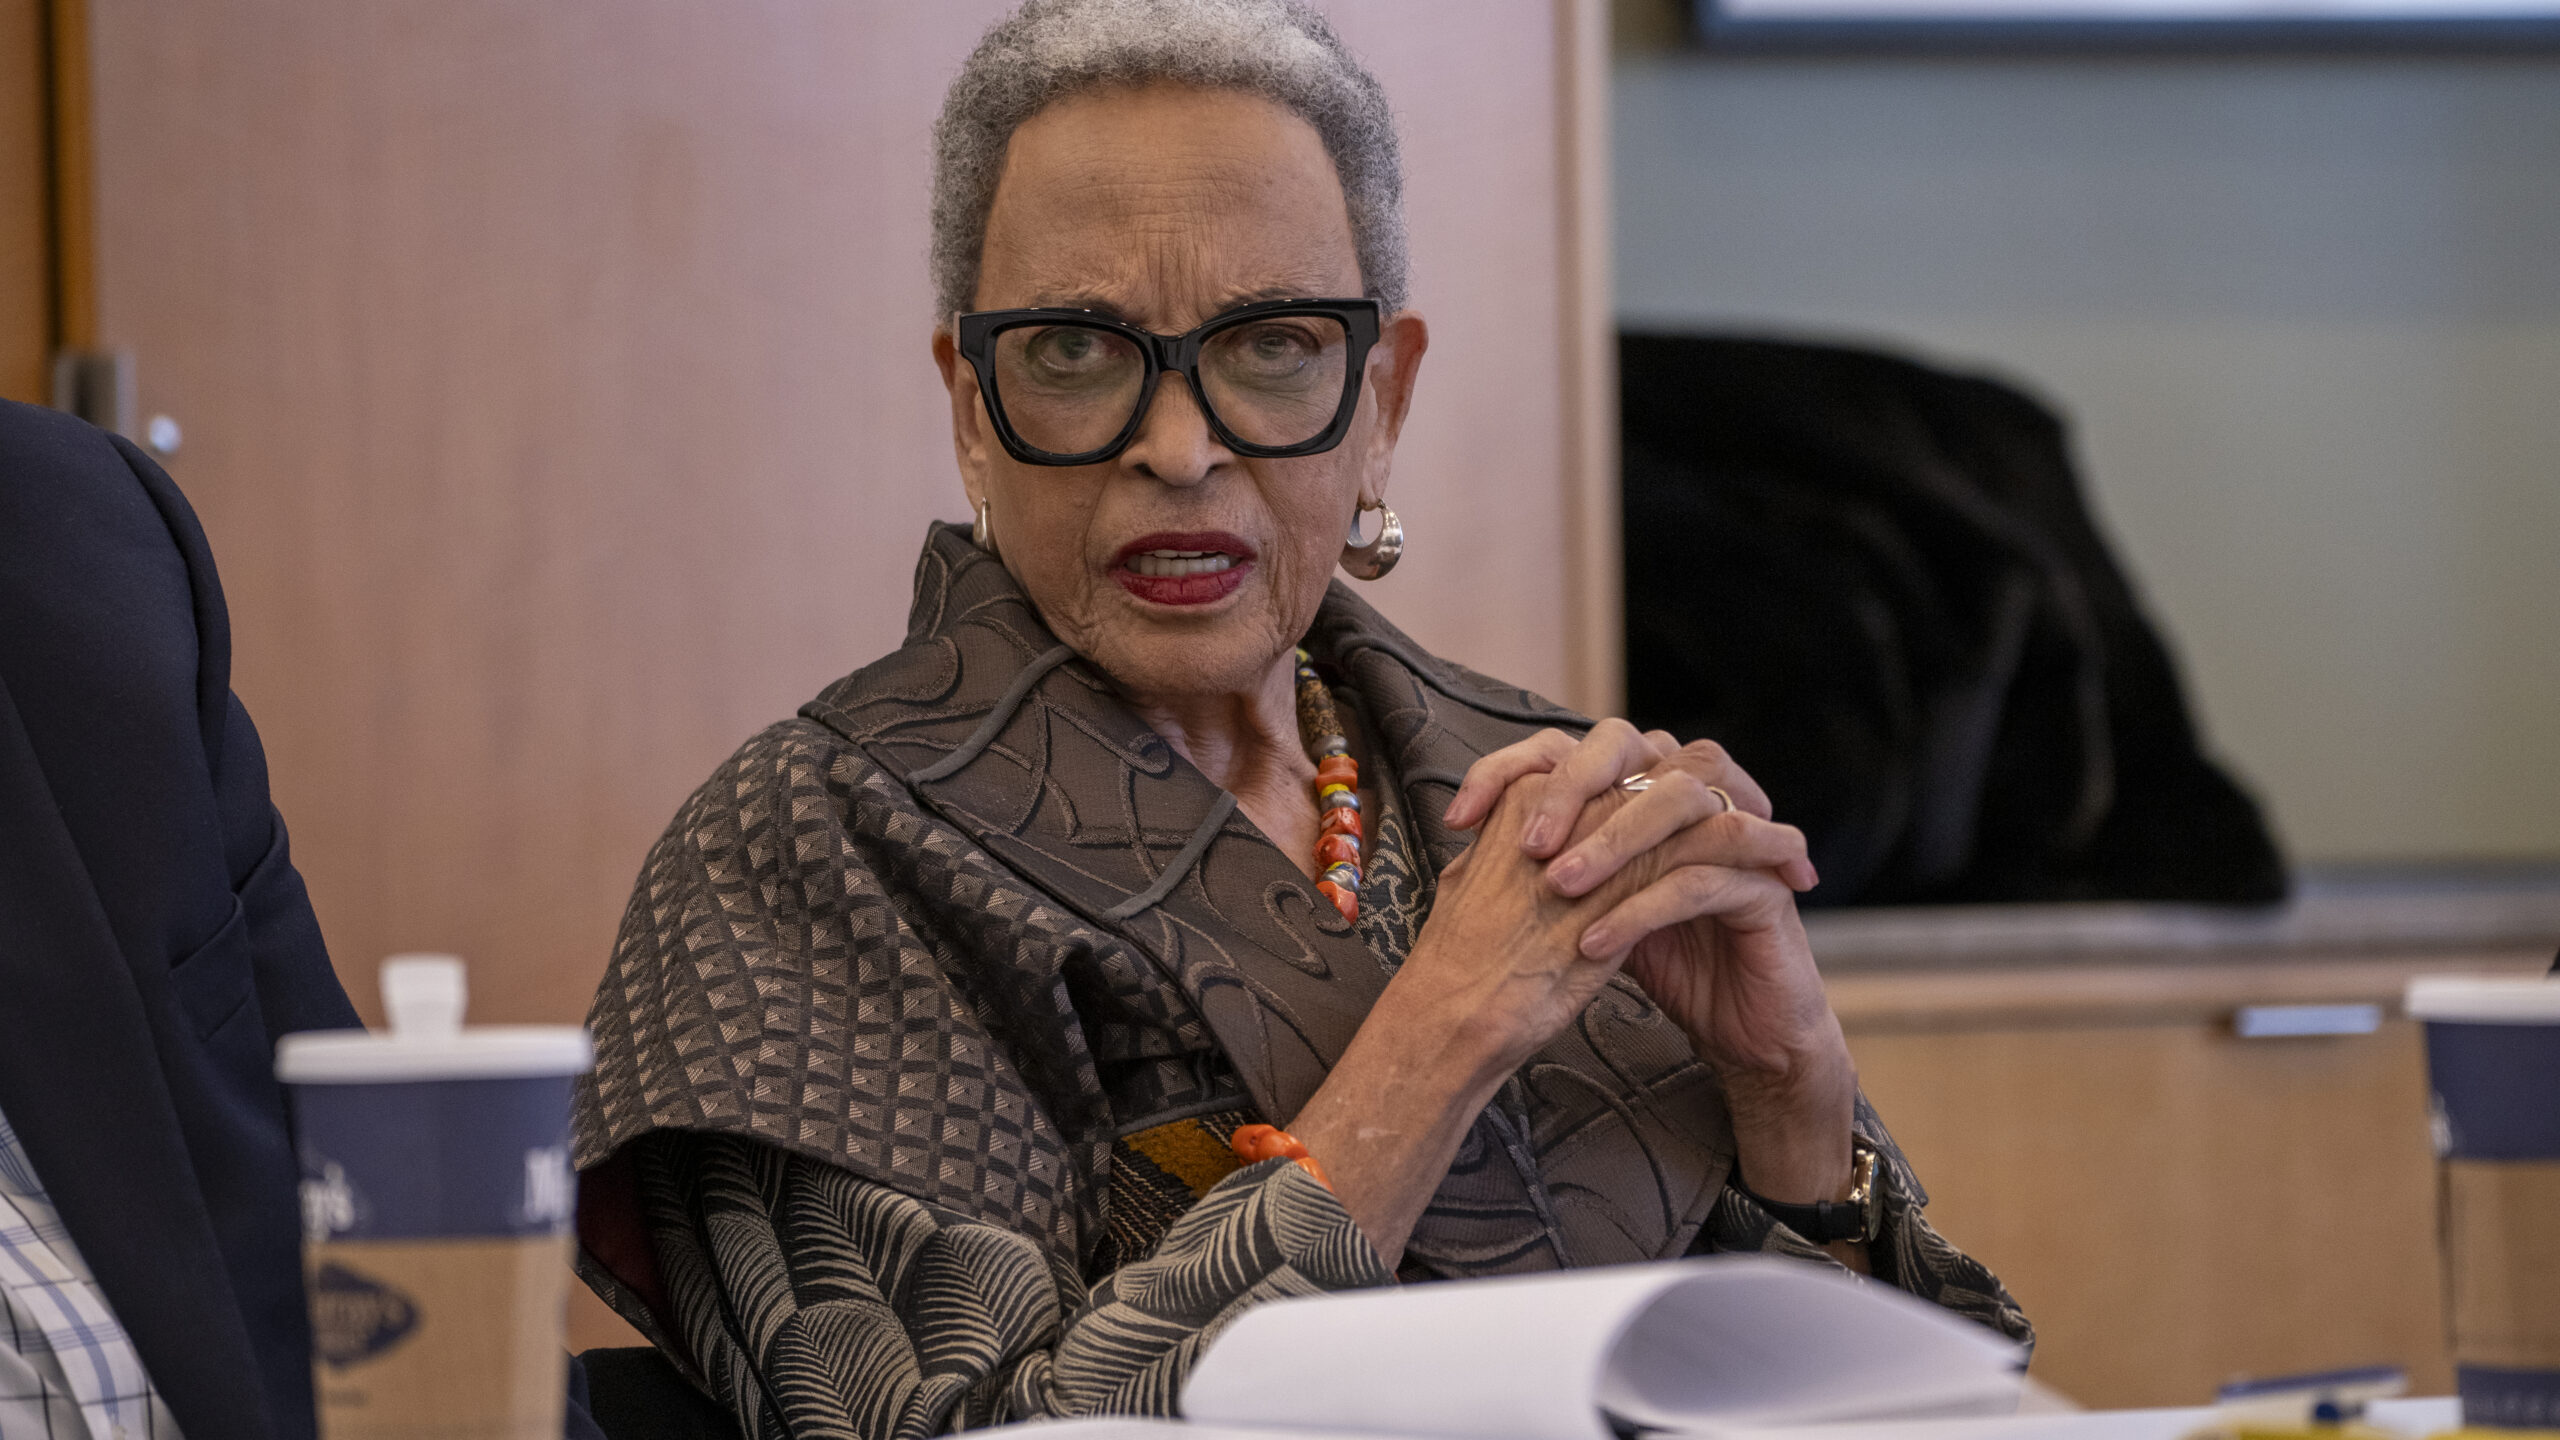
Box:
[1180,1256,2026,1440]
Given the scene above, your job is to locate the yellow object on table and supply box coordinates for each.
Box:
[2186,1421,2400,1440]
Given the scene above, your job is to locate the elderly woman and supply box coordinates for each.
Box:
[573,1,2028,1435]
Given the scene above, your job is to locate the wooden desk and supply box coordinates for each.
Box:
[1811,866,2560,1411]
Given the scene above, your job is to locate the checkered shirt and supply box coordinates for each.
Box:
[0,1107,181,1440]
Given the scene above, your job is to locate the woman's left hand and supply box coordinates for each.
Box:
[1439,719,1816,893]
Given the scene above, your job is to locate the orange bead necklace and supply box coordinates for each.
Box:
[1294,647,1362,922]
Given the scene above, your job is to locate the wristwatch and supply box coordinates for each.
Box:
[1737,1135,1883,1244]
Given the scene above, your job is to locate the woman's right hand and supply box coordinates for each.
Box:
[1386,772,1647,1072]
[1285,770,1636,1266]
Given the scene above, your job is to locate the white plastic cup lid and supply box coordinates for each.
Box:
[275,953,594,1084]
[2405,975,2560,1025]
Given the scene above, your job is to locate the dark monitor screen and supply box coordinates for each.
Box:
[1693,0,2560,45]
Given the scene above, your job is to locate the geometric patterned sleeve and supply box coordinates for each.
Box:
[634,1130,1394,1440]
[1698,1093,2035,1353]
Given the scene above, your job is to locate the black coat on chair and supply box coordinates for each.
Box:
[1620,335,2287,907]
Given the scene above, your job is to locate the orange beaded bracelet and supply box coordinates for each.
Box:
[1229,1123,1333,1191]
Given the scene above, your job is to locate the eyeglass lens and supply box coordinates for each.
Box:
[992,313,1351,456]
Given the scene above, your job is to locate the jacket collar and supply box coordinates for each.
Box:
[804,524,1399,1122]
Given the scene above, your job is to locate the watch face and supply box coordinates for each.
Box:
[1850,1141,1884,1243]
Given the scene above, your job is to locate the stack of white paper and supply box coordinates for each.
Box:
[985,1256,2033,1440]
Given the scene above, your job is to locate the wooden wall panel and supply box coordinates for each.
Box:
[1321,0,1587,709]
[86,0,1601,1347]
[87,0,1600,1024]
[0,0,45,403]
[90,1,1005,1033]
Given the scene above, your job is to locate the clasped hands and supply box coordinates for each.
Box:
[1424,721,1860,1217]
[1287,720,1865,1270]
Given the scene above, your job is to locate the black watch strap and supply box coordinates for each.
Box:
[1735,1137,1883,1244]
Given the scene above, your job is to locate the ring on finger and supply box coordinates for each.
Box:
[1705,785,1738,816]
[1617,771,1654,794]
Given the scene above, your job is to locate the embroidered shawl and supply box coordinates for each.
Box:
[575,521,1736,1279]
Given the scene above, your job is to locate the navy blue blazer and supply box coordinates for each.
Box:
[0,403,610,1440]
[0,398,359,1440]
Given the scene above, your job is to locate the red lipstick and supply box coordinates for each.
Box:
[1112,530,1256,607]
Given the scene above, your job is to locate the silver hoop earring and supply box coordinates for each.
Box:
[1340,502,1402,581]
[972,498,998,557]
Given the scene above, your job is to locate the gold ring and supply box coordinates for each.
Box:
[1706,785,1738,817]
[1617,772,1654,794]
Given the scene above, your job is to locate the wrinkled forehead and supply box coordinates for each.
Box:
[974,83,1363,332]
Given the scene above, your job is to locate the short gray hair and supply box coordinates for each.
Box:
[930,0,1408,322]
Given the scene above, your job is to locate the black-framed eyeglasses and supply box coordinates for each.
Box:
[954,297,1382,467]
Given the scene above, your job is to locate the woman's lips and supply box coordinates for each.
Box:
[1112,531,1255,607]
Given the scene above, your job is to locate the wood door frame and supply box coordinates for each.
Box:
[1556,0,1622,718]
[0,0,48,400]
[1,0,97,406]
[47,0,93,357]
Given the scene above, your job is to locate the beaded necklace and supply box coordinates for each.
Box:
[1292,647,1362,921]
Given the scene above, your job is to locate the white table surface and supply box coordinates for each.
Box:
[989,1397,2466,1440]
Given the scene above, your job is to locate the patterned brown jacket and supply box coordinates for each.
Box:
[573,523,2028,1440]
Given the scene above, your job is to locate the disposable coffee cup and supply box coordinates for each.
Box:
[2405,976,2560,1431]
[277,955,594,1440]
